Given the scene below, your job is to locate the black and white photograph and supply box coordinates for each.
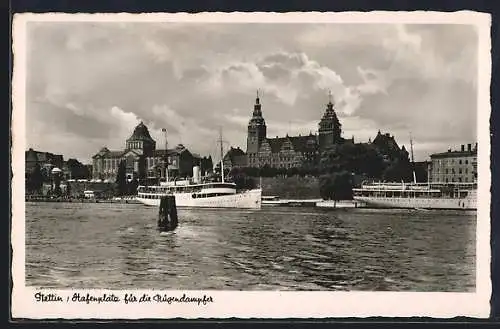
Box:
[11,11,491,319]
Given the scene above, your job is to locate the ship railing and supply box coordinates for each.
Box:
[359,181,477,191]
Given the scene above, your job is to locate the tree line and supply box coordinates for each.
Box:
[226,142,414,200]
[114,160,139,196]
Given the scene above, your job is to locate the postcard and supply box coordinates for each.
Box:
[11,11,492,319]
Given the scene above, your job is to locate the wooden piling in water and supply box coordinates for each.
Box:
[158,195,178,232]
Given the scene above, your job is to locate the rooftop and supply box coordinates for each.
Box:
[430,143,478,158]
[127,121,155,143]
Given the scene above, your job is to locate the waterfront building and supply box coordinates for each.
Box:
[91,122,204,182]
[25,148,64,182]
[234,92,407,171]
[372,130,409,163]
[245,93,343,169]
[25,148,64,173]
[428,143,478,183]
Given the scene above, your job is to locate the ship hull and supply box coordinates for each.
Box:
[353,196,476,210]
[136,189,262,209]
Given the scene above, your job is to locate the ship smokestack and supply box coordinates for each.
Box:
[193,166,201,184]
[461,144,465,152]
[467,143,472,152]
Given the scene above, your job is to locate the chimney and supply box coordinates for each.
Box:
[461,144,465,152]
[467,143,471,152]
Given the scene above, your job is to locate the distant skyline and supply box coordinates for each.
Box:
[25,21,478,164]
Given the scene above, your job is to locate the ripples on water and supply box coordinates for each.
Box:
[25,202,476,291]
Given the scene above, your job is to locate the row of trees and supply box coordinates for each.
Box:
[229,142,414,183]
[26,163,72,197]
[65,158,91,180]
[316,142,413,182]
[318,171,353,201]
[26,160,138,198]
[227,167,355,200]
[227,167,257,190]
[114,160,139,196]
[26,163,44,194]
[223,142,414,199]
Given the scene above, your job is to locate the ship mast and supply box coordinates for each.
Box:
[410,132,416,184]
[163,128,169,183]
[219,127,224,183]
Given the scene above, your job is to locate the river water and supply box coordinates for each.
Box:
[25,202,476,291]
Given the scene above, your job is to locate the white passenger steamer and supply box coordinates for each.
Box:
[353,135,477,211]
[136,172,262,209]
[136,129,262,209]
[352,181,477,210]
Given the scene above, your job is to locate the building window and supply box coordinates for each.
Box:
[465,160,468,164]
[459,160,462,164]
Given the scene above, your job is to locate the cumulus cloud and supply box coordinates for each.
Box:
[24,22,478,163]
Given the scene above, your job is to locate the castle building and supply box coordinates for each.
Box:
[428,143,478,183]
[223,91,410,175]
[244,92,343,169]
[92,122,203,182]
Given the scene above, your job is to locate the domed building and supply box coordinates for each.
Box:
[92,121,205,182]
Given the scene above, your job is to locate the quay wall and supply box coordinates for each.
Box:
[257,176,321,199]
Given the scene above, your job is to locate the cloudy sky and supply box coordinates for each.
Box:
[25,21,478,163]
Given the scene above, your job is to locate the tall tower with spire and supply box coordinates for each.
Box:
[318,91,342,150]
[246,90,267,164]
